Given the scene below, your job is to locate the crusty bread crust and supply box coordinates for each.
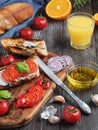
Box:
[0,3,34,35]
[1,38,48,57]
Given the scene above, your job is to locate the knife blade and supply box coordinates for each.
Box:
[37,56,91,114]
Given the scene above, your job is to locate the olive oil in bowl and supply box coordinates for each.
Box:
[66,63,98,90]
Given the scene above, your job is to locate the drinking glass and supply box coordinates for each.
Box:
[67,12,95,50]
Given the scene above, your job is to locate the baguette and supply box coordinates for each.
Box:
[1,38,48,57]
[0,56,39,90]
[0,3,34,35]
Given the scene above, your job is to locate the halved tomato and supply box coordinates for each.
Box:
[21,60,38,77]
[26,60,38,73]
[14,92,42,108]
[14,93,35,108]
[2,67,19,82]
[28,85,43,94]
[28,85,43,104]
[22,93,36,107]
[30,93,42,105]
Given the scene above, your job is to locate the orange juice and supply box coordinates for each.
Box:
[67,12,95,49]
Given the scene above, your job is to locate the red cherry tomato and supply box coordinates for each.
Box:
[63,106,81,124]
[14,85,43,108]
[19,27,33,39]
[14,93,35,108]
[2,67,19,82]
[36,79,51,90]
[20,60,38,77]
[33,16,48,30]
[14,95,26,108]
[0,54,15,66]
[0,99,9,116]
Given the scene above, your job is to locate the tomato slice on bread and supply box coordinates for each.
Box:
[2,67,19,82]
[2,60,38,82]
[25,60,38,73]
[20,60,38,77]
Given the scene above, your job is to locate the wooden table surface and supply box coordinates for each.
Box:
[1,0,98,130]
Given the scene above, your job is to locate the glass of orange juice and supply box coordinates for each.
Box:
[67,12,95,50]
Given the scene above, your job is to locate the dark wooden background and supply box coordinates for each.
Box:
[1,0,98,130]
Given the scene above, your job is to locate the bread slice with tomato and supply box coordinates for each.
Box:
[0,56,39,90]
[1,38,48,57]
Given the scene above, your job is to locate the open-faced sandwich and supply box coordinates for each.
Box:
[0,37,48,89]
[0,56,39,89]
[1,38,48,57]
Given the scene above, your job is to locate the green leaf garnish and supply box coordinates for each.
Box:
[0,90,11,99]
[16,62,30,72]
[73,0,91,9]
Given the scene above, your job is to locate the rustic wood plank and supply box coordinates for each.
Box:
[1,1,98,130]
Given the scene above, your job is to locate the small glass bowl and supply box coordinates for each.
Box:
[66,62,98,90]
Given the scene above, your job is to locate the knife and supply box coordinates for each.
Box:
[37,56,91,114]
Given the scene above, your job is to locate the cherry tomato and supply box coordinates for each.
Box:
[14,95,26,108]
[19,27,33,39]
[14,88,43,108]
[2,67,19,82]
[0,54,15,66]
[36,79,51,90]
[63,106,81,124]
[14,93,35,108]
[33,16,48,30]
[0,99,9,116]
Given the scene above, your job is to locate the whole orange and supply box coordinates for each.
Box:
[94,13,98,26]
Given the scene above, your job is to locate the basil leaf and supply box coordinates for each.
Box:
[0,90,11,99]
[16,62,30,72]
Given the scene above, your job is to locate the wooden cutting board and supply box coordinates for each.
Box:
[0,52,73,129]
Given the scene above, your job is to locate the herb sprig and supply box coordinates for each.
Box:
[73,0,91,9]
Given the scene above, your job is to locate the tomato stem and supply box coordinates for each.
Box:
[39,14,44,18]
[42,80,46,85]
[24,27,30,30]
[68,108,77,113]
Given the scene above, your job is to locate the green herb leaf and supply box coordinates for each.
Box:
[16,62,30,72]
[73,0,91,9]
[0,90,11,99]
